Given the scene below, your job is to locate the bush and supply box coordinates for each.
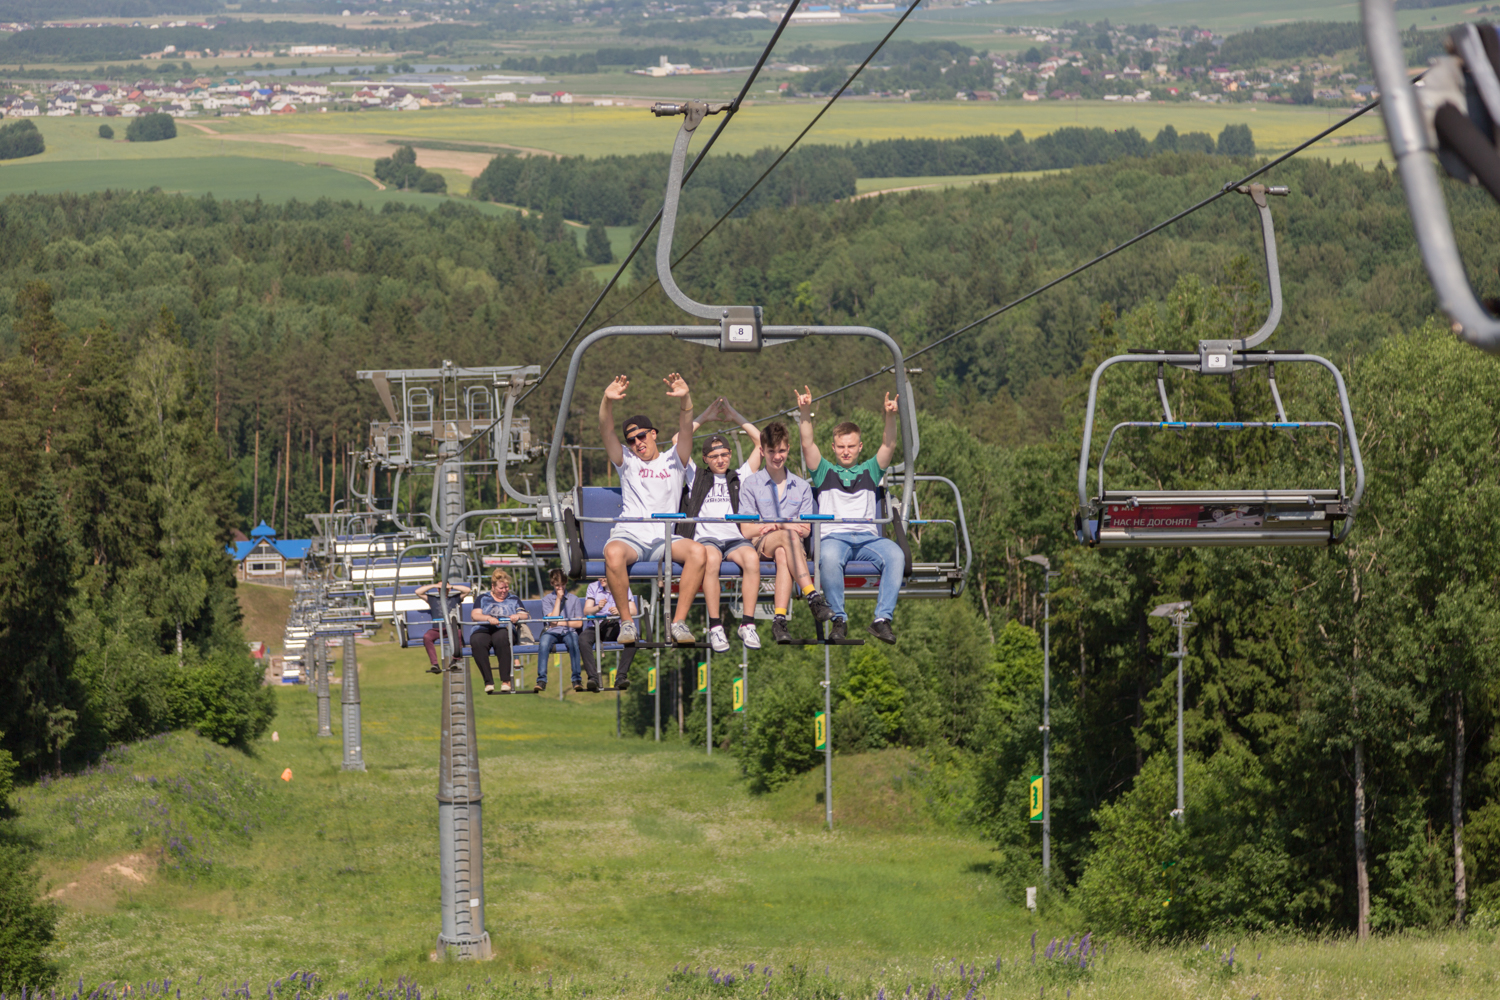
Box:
[170,650,276,748]
[126,112,176,142]
[0,843,57,990]
[98,123,114,139]
[1075,745,1296,938]
[0,120,43,161]
[733,653,825,792]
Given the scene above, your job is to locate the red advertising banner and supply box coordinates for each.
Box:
[1106,505,1265,529]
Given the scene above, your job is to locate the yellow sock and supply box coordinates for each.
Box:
[774,607,788,617]
[801,583,815,597]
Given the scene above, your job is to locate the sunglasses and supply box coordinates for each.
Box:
[625,430,651,445]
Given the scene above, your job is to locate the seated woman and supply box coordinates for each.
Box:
[536,569,585,694]
[473,568,529,695]
[413,579,473,673]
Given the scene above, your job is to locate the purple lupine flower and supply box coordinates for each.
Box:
[877,989,885,1000]
[1044,938,1056,960]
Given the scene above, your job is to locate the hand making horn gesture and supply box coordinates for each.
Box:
[795,385,814,419]
[884,391,899,415]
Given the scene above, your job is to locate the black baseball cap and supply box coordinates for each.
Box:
[622,414,655,436]
[701,433,732,456]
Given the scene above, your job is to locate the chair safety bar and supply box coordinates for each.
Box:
[1364,0,1500,352]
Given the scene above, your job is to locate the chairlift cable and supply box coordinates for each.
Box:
[580,1,929,331]
[503,0,808,420]
[781,90,1398,416]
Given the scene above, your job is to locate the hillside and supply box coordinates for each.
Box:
[11,646,1500,996]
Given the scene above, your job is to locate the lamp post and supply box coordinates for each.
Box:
[1148,600,1193,824]
[1024,554,1061,876]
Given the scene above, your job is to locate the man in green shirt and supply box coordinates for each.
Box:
[796,387,903,644]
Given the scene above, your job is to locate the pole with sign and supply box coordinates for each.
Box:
[699,653,712,756]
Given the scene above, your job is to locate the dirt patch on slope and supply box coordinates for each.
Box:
[47,853,153,909]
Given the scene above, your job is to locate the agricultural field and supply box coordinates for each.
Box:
[11,629,1500,999]
[0,101,1391,206]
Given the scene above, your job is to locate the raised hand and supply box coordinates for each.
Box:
[700,396,730,422]
[664,372,690,398]
[604,375,630,401]
[795,385,814,417]
[884,391,899,415]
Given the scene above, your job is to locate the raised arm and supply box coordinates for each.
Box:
[665,372,695,466]
[721,399,763,471]
[795,385,821,470]
[599,375,629,467]
[875,391,900,469]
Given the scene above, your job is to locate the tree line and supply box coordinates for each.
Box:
[0,148,1496,938]
[469,124,1255,225]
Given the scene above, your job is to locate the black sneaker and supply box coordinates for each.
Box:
[771,617,791,644]
[615,678,630,692]
[427,665,442,675]
[867,619,896,645]
[573,683,585,692]
[534,681,547,694]
[586,679,601,693]
[829,618,848,642]
[807,590,834,623]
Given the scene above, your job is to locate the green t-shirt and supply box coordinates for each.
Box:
[809,456,885,536]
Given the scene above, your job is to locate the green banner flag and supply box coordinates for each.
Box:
[1029,775,1043,822]
[814,710,827,751]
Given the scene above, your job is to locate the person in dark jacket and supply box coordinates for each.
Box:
[675,397,764,652]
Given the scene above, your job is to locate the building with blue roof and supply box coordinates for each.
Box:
[228,521,311,582]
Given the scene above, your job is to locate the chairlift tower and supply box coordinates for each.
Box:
[355,361,542,963]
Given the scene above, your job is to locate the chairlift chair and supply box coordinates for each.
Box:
[529,99,971,606]
[1364,0,1500,353]
[1076,184,1366,548]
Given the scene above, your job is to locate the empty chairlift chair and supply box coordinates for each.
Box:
[1076,183,1366,548]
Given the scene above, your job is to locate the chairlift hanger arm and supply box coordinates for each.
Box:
[1364,0,1500,351]
[653,102,739,323]
[1233,183,1288,351]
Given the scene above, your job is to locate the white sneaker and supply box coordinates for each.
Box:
[738,623,761,650]
[618,620,638,645]
[707,625,730,653]
[669,621,696,645]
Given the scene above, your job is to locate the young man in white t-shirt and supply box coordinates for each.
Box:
[599,373,706,656]
[676,397,764,652]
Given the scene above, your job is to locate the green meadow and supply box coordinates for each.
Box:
[8,584,1500,999]
[0,101,1391,207]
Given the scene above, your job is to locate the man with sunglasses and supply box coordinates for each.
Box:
[599,373,706,665]
[676,397,764,653]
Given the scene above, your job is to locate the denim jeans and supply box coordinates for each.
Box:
[819,533,904,622]
[537,630,582,685]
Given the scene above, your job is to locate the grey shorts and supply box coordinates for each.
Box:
[699,536,753,557]
[607,525,668,564]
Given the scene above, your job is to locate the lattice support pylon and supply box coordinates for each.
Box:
[436,656,491,960]
[341,634,365,771]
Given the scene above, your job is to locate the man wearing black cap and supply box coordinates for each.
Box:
[676,397,764,653]
[599,373,706,664]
